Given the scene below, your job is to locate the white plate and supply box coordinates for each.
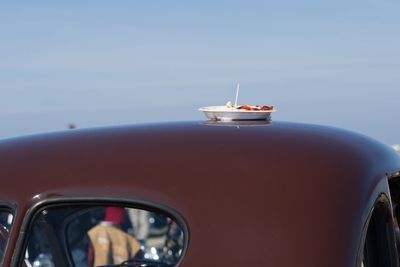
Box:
[198,106,277,121]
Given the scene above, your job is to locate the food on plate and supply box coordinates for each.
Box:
[199,101,276,121]
[225,101,274,111]
[237,105,274,111]
[226,101,235,109]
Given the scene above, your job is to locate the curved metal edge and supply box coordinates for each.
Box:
[10,196,190,267]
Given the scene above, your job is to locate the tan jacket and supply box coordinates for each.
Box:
[88,224,140,266]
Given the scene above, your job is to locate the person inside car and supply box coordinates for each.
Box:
[87,207,140,266]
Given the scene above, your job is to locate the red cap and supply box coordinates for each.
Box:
[104,207,126,225]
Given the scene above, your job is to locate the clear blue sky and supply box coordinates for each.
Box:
[1,1,399,144]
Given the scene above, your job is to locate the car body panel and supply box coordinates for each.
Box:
[0,121,399,266]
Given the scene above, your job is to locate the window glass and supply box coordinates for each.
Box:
[360,200,397,267]
[23,204,186,267]
[0,209,13,263]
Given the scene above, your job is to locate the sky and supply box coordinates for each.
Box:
[0,1,399,145]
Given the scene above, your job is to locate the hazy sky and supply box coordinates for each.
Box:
[1,1,399,144]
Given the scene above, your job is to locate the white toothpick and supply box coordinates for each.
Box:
[234,82,240,107]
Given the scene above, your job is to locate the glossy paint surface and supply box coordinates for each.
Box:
[1,121,400,267]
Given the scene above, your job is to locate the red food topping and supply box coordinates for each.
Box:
[237,105,273,111]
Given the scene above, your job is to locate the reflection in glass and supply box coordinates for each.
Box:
[23,205,185,267]
[0,210,12,263]
[202,120,272,127]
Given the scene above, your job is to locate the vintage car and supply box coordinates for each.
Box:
[0,121,400,267]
